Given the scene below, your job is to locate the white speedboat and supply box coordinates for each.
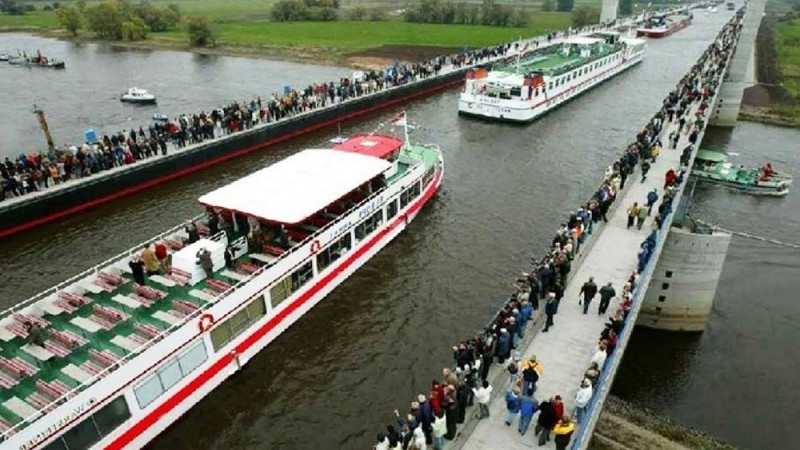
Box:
[0,129,443,449]
[121,88,157,105]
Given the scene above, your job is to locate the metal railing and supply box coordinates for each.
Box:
[568,12,742,450]
[1,145,437,439]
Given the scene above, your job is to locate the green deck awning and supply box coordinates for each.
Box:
[696,149,728,163]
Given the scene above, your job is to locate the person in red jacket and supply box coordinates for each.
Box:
[664,168,677,188]
[155,242,169,274]
[553,395,564,422]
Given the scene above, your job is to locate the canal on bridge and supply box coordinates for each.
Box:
[0,10,796,450]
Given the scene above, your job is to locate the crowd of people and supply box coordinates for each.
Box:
[370,14,741,450]
[0,42,520,203]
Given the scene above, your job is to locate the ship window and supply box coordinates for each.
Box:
[270,277,292,308]
[548,82,553,90]
[134,340,209,408]
[386,199,398,220]
[400,182,421,209]
[52,396,131,450]
[317,232,352,271]
[355,210,384,241]
[291,261,314,290]
[510,86,521,97]
[210,296,268,351]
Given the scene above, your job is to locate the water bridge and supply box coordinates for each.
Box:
[449,2,763,449]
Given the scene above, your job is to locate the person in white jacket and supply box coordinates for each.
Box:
[473,380,493,419]
[574,378,593,424]
[431,410,447,450]
[412,425,427,450]
[590,343,608,369]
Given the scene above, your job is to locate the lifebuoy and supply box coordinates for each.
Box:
[198,313,215,332]
[310,239,321,255]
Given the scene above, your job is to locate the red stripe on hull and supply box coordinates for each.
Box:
[0,78,460,240]
[104,170,441,450]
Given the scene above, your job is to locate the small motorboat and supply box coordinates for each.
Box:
[7,51,65,68]
[152,113,169,122]
[0,53,9,62]
[121,88,157,105]
[692,148,792,196]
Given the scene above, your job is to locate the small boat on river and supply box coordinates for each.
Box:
[6,51,65,69]
[121,88,157,105]
[152,113,169,122]
[0,122,443,448]
[692,148,792,196]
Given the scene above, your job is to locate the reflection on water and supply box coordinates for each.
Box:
[2,11,798,450]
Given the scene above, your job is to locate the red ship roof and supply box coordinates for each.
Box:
[332,134,403,160]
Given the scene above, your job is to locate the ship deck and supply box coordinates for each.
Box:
[493,43,619,78]
[0,144,434,437]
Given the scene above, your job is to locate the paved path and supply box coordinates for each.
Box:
[457,75,708,450]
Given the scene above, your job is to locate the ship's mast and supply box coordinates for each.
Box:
[33,104,55,151]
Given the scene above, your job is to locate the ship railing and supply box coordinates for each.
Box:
[0,215,205,322]
[1,174,428,438]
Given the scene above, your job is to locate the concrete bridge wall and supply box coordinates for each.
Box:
[710,0,767,126]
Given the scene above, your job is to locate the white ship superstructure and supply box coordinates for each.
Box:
[459,32,646,122]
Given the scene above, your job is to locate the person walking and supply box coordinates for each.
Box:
[641,160,651,182]
[543,293,557,333]
[646,189,659,215]
[554,417,576,450]
[636,203,648,230]
[504,387,521,426]
[472,380,492,419]
[535,397,558,446]
[518,393,537,435]
[579,277,598,315]
[598,282,616,315]
[626,203,639,229]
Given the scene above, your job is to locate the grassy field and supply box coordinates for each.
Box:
[775,18,800,100]
[1,0,574,63]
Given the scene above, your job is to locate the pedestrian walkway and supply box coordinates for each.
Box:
[457,67,717,450]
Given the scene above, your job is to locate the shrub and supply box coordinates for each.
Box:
[186,15,215,46]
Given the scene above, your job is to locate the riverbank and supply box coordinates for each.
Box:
[590,396,736,450]
[740,10,800,127]
[1,8,571,68]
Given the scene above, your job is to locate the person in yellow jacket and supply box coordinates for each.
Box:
[553,416,576,450]
[140,245,160,276]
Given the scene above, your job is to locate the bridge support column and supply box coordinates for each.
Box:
[709,0,767,127]
[600,0,619,24]
[637,226,731,332]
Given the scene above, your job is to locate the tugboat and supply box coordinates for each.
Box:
[692,148,792,196]
[121,88,157,105]
[0,117,444,449]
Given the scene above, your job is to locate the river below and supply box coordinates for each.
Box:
[0,10,797,450]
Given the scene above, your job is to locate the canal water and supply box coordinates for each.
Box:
[0,33,349,156]
[1,11,797,450]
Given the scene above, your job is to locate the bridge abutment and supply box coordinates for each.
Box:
[709,0,767,127]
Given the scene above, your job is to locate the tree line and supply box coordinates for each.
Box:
[55,0,214,46]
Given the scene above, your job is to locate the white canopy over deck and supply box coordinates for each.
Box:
[198,149,391,225]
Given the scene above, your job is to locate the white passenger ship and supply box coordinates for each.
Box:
[458,32,646,122]
[0,125,443,449]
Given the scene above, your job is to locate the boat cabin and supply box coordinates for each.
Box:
[198,149,392,262]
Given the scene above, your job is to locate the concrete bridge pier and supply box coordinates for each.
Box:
[709,0,767,127]
[637,221,732,332]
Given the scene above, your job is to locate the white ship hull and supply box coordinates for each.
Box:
[458,49,645,122]
[6,158,443,450]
